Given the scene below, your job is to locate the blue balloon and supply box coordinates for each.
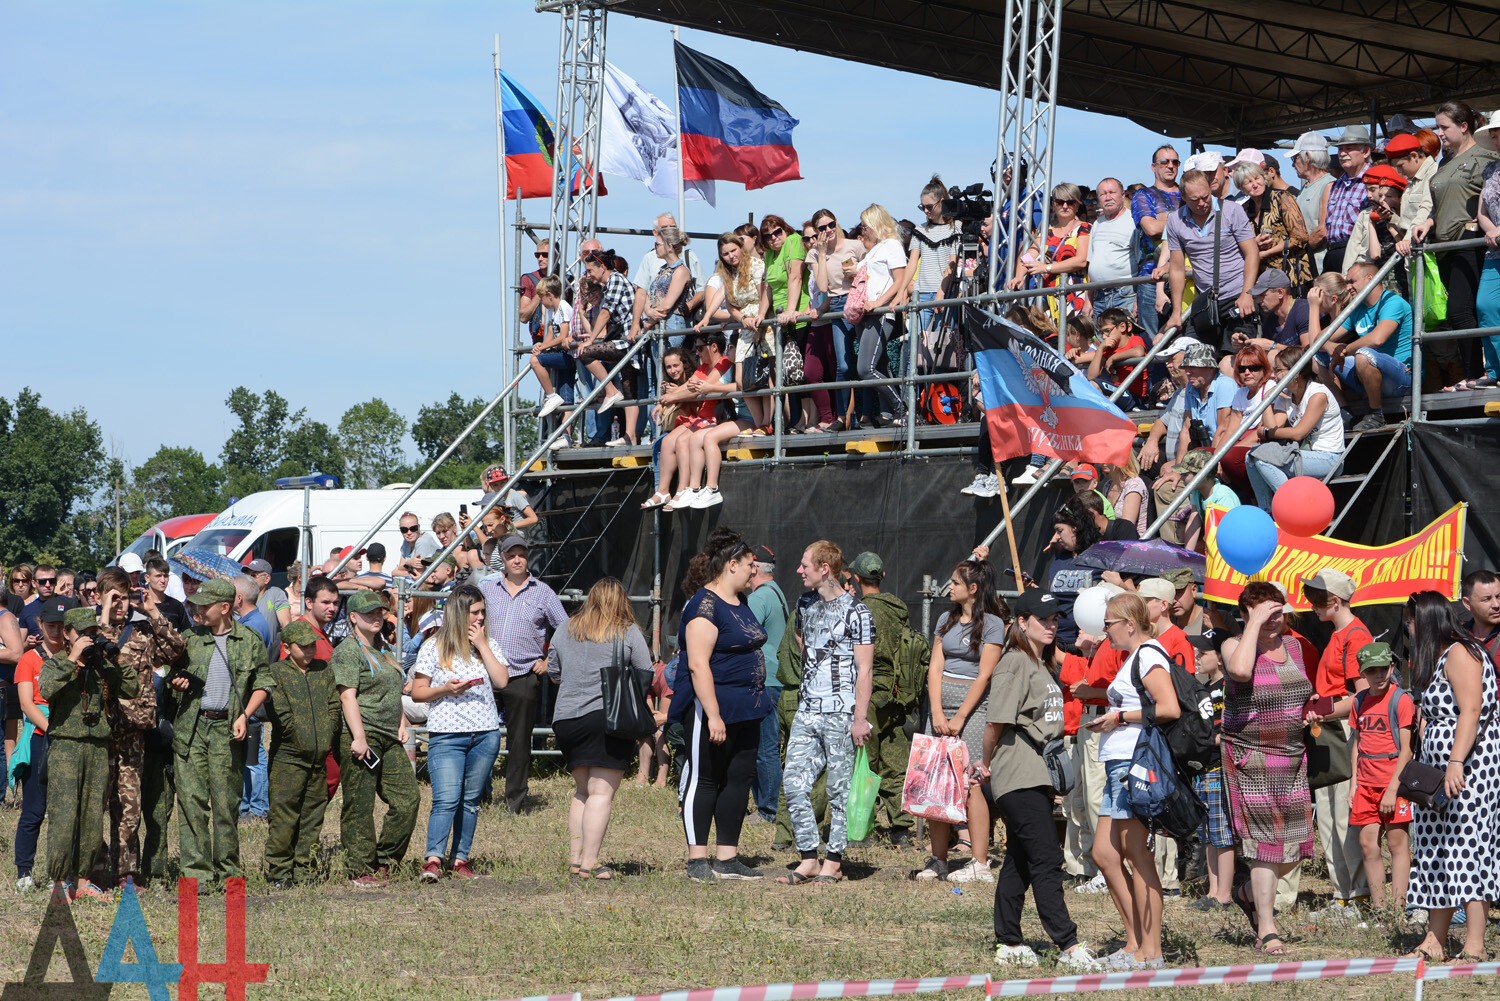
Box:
[1216,505,1279,577]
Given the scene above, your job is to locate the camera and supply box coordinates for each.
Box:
[942,183,994,238]
[78,635,119,727]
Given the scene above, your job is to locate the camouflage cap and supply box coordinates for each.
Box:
[1173,448,1215,476]
[1356,642,1394,670]
[188,577,236,606]
[1161,567,1196,589]
[63,607,98,632]
[346,590,387,615]
[280,620,318,647]
[847,552,885,581]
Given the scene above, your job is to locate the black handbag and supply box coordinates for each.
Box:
[1397,760,1448,810]
[1304,721,1353,791]
[600,635,655,741]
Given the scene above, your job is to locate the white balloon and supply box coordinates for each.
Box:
[1073,585,1112,638]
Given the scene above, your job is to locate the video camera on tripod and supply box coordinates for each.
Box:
[942,183,994,239]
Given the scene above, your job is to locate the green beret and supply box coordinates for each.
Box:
[188,578,236,606]
[63,607,98,632]
[346,591,387,615]
[1356,642,1394,670]
[280,620,318,647]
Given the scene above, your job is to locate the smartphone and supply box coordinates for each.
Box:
[362,749,382,771]
[460,503,468,516]
[1310,695,1335,717]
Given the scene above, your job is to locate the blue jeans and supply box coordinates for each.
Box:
[1247,448,1343,510]
[1092,283,1136,320]
[827,294,866,418]
[753,685,783,820]
[240,720,268,817]
[537,352,576,402]
[1135,279,1161,341]
[576,365,600,441]
[1318,347,1413,402]
[1479,257,1500,378]
[425,729,502,861]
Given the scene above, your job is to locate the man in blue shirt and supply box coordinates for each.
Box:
[1131,145,1183,340]
[1310,259,1413,432]
[745,546,789,824]
[1177,343,1239,458]
[232,574,274,821]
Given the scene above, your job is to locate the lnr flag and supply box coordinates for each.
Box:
[966,303,1138,466]
[498,70,602,200]
[674,40,801,190]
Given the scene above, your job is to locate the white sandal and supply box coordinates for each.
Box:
[640,491,670,509]
[663,491,690,511]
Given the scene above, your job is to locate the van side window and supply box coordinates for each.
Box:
[251,527,299,574]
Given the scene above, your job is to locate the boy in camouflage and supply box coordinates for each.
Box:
[264,620,341,887]
[40,606,141,901]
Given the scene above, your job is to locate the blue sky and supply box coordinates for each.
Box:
[2,1,1181,475]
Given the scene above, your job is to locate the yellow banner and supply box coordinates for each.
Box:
[1204,503,1466,611]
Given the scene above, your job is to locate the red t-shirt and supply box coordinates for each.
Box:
[1059,653,1088,735]
[1156,623,1196,674]
[14,649,47,708]
[282,615,334,663]
[1084,639,1124,705]
[689,357,733,422]
[1103,334,1148,398]
[1312,618,1373,701]
[1350,685,1416,783]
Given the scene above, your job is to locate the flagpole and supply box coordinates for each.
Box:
[494,34,516,475]
[671,26,685,231]
[996,478,1028,593]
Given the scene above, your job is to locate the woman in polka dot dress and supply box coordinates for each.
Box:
[1402,591,1499,963]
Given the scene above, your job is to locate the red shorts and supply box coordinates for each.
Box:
[1349,781,1413,827]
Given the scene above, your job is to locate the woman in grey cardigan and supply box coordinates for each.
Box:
[548,577,652,880]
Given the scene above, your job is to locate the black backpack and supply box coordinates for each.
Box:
[1130,640,1218,778]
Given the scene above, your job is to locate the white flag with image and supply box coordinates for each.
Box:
[600,61,715,206]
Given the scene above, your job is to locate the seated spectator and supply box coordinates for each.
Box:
[1069,464,1115,519]
[1154,447,1240,550]
[1099,456,1149,536]
[1214,344,1291,495]
[1063,313,1097,370]
[1232,157,1313,295]
[1138,339,1199,473]
[1240,269,1310,363]
[642,336,732,510]
[1072,490,1138,541]
[1175,343,1238,460]
[1246,347,1345,509]
[529,277,576,446]
[1087,308,1148,407]
[1346,166,1411,298]
[480,465,538,534]
[1310,260,1413,431]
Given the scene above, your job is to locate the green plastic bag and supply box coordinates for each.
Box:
[845,746,880,843]
[1423,253,1448,327]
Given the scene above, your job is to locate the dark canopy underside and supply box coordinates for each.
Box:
[603,0,1500,145]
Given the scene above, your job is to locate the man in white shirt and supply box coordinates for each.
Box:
[1087,178,1137,316]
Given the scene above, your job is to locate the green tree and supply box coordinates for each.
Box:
[221,387,304,478]
[400,393,539,490]
[339,398,408,489]
[278,419,347,484]
[0,388,108,564]
[133,446,225,518]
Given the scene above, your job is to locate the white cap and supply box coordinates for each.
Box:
[1225,148,1265,168]
[1160,335,1204,358]
[1139,578,1176,602]
[1279,131,1332,157]
[1182,151,1225,173]
[117,553,145,574]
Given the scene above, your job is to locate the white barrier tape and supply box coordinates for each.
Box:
[987,957,1419,995]
[1416,959,1500,981]
[594,975,993,1001]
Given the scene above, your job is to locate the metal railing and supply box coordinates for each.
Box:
[1410,235,1496,422]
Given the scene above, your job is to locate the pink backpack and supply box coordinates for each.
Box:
[843,264,870,325]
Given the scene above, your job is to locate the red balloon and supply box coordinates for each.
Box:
[1271,476,1335,537]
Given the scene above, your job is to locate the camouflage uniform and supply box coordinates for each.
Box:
[104,607,185,886]
[263,651,340,882]
[861,591,916,834]
[171,620,274,883]
[772,612,826,846]
[40,629,141,885]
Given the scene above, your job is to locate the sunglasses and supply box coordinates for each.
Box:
[1155,158,1180,166]
[534,251,549,259]
[815,221,838,232]
[1052,198,1078,206]
[1237,364,1264,373]
[35,577,56,585]
[763,228,784,240]
[919,201,940,212]
[81,586,98,594]
[9,577,31,586]
[1104,618,1127,626]
[400,525,421,534]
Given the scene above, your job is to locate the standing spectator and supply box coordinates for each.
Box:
[479,535,567,815]
[632,212,706,324]
[669,528,775,882]
[1461,569,1500,665]
[851,204,910,427]
[779,542,874,886]
[1219,582,1315,956]
[1132,146,1183,339]
[1088,178,1138,316]
[1401,591,1499,964]
[1385,134,1439,250]
[1473,130,1500,386]
[1044,503,1101,647]
[1320,126,1375,277]
[1089,593,1180,971]
[1233,158,1314,295]
[1409,101,1498,389]
[10,595,67,893]
[262,620,340,889]
[698,235,770,430]
[1165,170,1260,353]
[146,556,191,634]
[849,552,917,847]
[1347,643,1415,914]
[17,564,58,637]
[1009,183,1091,319]
[334,591,416,888]
[1247,347,1345,509]
[546,578,650,881]
[919,556,1005,883]
[1188,629,1233,911]
[411,585,506,882]
[171,578,274,889]
[1309,260,1414,431]
[637,225,695,419]
[1284,134,1334,270]
[907,176,961,357]
[746,549,789,825]
[984,589,1101,971]
[754,213,813,429]
[805,209,866,422]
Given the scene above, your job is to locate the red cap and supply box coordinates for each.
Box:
[337,545,367,561]
[1070,464,1098,482]
[1361,164,1407,190]
[1381,133,1422,157]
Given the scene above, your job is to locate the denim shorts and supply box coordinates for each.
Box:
[1101,757,1134,820]
[1318,347,1412,398]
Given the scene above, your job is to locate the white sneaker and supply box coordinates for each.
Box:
[15,875,34,893]
[538,393,565,418]
[665,489,699,511]
[948,859,994,883]
[960,473,987,496]
[994,943,1039,967]
[914,857,949,881]
[973,473,1001,498]
[689,487,723,509]
[606,436,630,448]
[1073,873,1108,894]
[1057,943,1103,972]
[550,435,571,450]
[1104,949,1138,972]
[1011,467,1040,486]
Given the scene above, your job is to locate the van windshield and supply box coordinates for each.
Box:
[182,528,250,556]
[120,533,157,560]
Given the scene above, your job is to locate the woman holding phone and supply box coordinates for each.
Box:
[410,585,508,883]
[333,590,419,888]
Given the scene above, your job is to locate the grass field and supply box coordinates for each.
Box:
[1,769,1496,1001]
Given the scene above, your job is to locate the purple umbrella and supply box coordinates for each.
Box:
[1072,539,1205,583]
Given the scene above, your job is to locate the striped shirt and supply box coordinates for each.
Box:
[478,574,568,678]
[1324,167,1369,244]
[910,222,959,294]
[201,634,232,712]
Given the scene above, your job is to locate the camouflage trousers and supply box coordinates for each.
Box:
[783,710,855,856]
[264,749,330,883]
[106,729,147,885]
[141,744,174,883]
[45,737,110,884]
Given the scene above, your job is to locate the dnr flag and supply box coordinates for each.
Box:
[674,41,801,190]
[965,303,1138,466]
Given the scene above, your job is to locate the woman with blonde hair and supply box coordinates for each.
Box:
[410,584,509,882]
[548,577,653,880]
[698,233,770,430]
[852,204,909,427]
[1008,183,1091,315]
[1100,454,1149,535]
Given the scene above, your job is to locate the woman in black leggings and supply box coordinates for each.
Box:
[669,528,775,882]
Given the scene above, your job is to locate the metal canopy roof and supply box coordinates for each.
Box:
[601,0,1500,145]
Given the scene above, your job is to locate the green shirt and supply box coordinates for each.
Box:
[986,650,1064,799]
[40,650,140,741]
[747,582,789,688]
[1429,143,1498,241]
[267,657,341,761]
[764,232,811,317]
[171,622,274,757]
[331,638,404,743]
[861,590,912,707]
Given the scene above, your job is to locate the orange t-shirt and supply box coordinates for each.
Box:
[1312,619,1373,701]
[14,649,47,708]
[1059,653,1089,735]
[1350,685,1416,784]
[1084,640,1124,705]
[688,357,733,422]
[1156,623,1196,674]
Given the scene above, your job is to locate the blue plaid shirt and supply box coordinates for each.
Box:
[479,574,568,677]
[1325,167,1369,244]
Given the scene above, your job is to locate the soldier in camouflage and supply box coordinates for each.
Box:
[40,604,141,901]
[263,620,341,887]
